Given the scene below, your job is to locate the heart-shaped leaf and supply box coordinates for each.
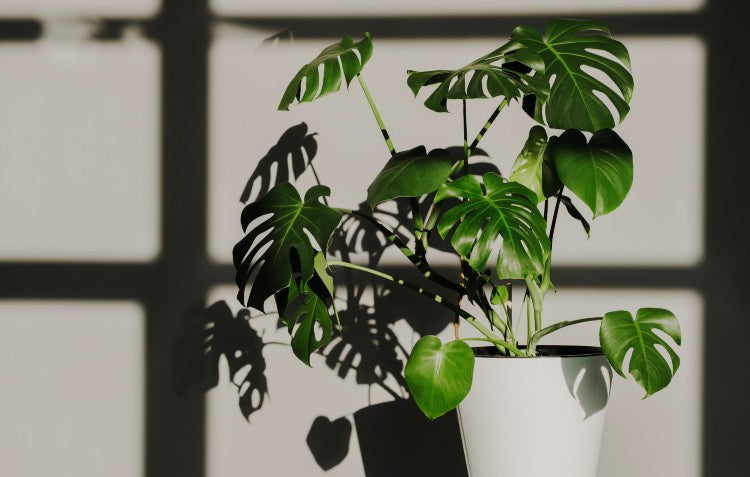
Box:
[554,129,633,218]
[435,173,550,279]
[599,308,681,396]
[513,19,633,132]
[279,33,373,111]
[366,146,452,208]
[233,183,342,310]
[275,253,338,365]
[509,125,559,203]
[407,42,548,112]
[404,336,474,420]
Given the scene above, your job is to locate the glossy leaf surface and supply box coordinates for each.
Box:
[278,33,373,111]
[554,129,633,218]
[233,183,342,310]
[435,173,550,279]
[407,42,547,112]
[509,125,558,203]
[513,19,633,132]
[366,146,452,208]
[404,336,474,420]
[600,308,681,396]
[275,254,337,366]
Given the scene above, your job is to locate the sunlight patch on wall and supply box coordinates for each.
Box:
[0,0,158,18]
[211,0,704,16]
[0,38,161,262]
[0,300,145,477]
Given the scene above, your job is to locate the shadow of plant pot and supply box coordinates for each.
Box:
[353,399,468,477]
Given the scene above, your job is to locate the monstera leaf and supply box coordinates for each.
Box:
[554,129,633,218]
[509,125,560,203]
[407,42,547,112]
[404,336,474,419]
[366,146,452,208]
[600,308,681,396]
[276,254,337,366]
[512,19,633,132]
[278,33,373,111]
[435,173,550,279]
[233,183,342,310]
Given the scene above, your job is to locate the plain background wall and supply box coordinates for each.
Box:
[2,1,748,476]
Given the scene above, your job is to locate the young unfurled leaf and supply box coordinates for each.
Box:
[407,41,547,113]
[435,173,550,280]
[404,336,474,419]
[366,146,452,208]
[278,33,373,111]
[600,308,681,396]
[233,183,342,310]
[554,129,633,218]
[509,125,559,203]
[513,19,633,132]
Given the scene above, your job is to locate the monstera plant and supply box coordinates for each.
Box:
[233,19,681,425]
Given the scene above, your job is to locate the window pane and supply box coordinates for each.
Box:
[209,34,704,267]
[0,300,145,477]
[0,38,160,262]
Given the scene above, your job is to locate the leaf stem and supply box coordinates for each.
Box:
[356,74,395,156]
[448,98,510,178]
[548,187,564,249]
[327,260,524,356]
[527,317,602,354]
[337,209,462,293]
[459,337,525,357]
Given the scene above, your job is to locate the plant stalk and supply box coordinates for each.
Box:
[548,188,564,249]
[328,260,525,356]
[336,208,462,293]
[527,317,602,354]
[356,74,395,156]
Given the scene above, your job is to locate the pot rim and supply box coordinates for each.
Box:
[472,344,603,358]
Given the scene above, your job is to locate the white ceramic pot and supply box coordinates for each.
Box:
[457,345,612,477]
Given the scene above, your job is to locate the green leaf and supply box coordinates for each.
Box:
[600,308,681,396]
[512,19,633,132]
[275,273,334,366]
[366,146,452,208]
[407,41,548,113]
[509,126,560,203]
[490,284,509,306]
[434,173,550,279]
[278,33,373,111]
[233,183,342,310]
[404,336,474,420]
[560,195,591,238]
[554,129,633,218]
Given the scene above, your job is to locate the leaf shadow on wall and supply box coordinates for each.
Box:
[173,123,470,476]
